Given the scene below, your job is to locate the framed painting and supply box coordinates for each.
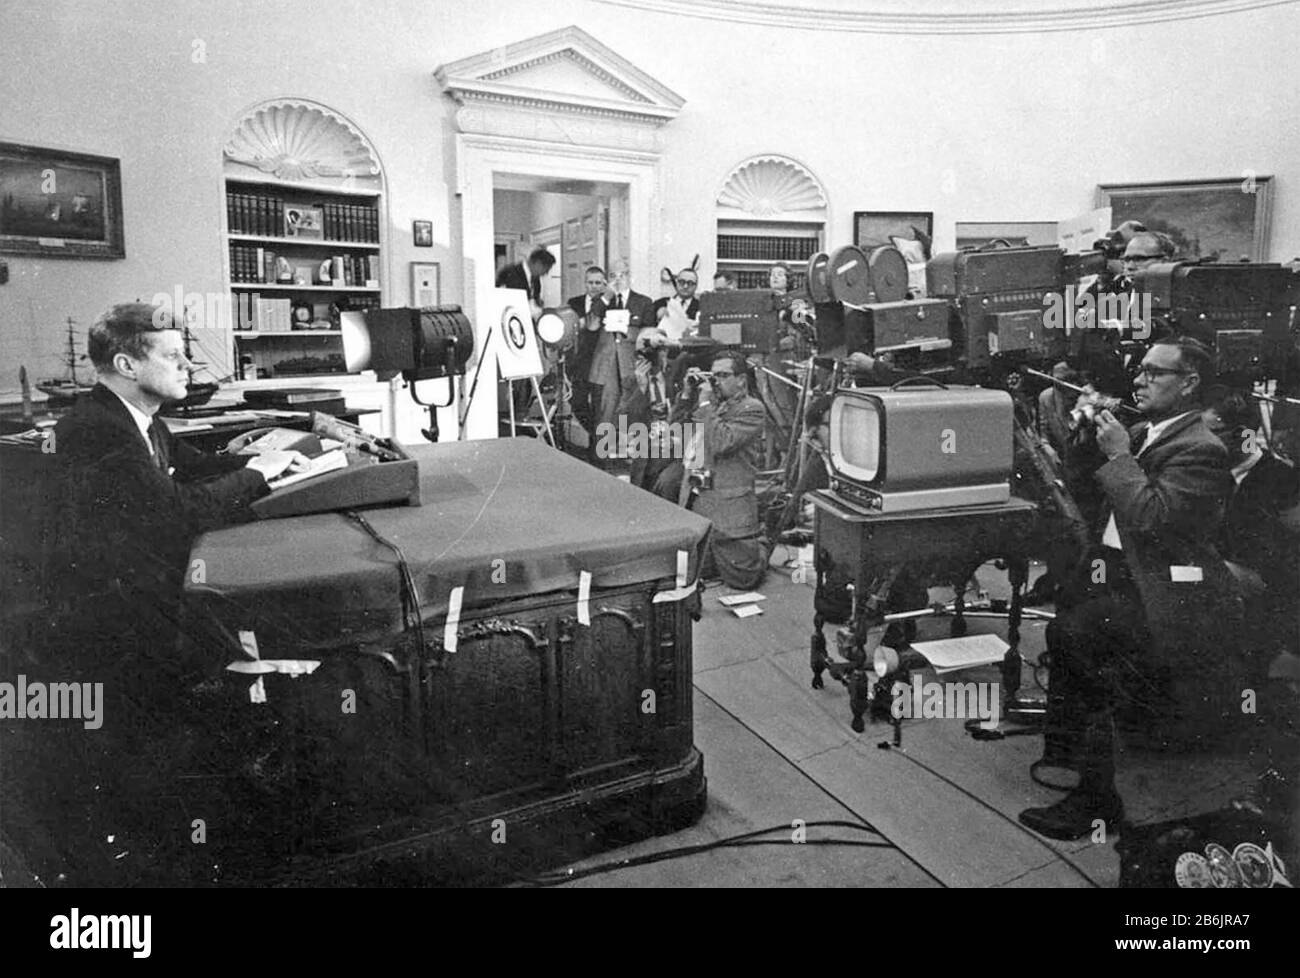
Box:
[1096,177,1272,261]
[854,211,933,251]
[0,142,124,259]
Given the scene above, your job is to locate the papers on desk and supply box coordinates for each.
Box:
[161,417,214,432]
[910,633,1009,674]
[266,448,348,490]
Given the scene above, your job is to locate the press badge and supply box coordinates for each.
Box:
[1170,565,1204,583]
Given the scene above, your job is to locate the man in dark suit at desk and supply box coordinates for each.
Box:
[1019,337,1240,840]
[51,303,303,690]
[586,258,655,460]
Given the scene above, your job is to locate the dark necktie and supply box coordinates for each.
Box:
[148,423,169,474]
[1130,424,1149,455]
[611,294,623,310]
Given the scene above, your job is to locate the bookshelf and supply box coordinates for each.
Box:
[220,100,387,382]
[715,221,821,291]
[223,177,383,379]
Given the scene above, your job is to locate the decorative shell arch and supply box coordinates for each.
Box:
[224,99,382,185]
[717,156,827,220]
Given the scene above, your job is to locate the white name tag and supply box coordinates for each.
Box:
[1170,565,1203,583]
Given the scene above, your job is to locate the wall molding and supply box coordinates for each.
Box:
[223,98,383,185]
[596,0,1296,35]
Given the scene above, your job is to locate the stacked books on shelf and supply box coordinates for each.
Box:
[716,234,819,262]
[226,190,378,243]
[316,254,380,287]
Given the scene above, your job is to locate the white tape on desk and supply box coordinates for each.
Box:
[445,586,465,652]
[578,570,592,625]
[249,676,266,704]
[676,550,688,589]
[238,629,260,660]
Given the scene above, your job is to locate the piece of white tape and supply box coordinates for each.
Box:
[226,660,321,677]
[578,570,592,625]
[238,629,260,660]
[445,586,465,652]
[249,676,266,704]
[676,550,688,589]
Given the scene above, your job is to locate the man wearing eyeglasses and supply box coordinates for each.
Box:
[652,268,701,344]
[1020,336,1241,841]
[676,354,767,590]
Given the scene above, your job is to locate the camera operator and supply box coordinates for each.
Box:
[1202,386,1300,657]
[616,327,677,491]
[672,354,767,590]
[1019,336,1242,840]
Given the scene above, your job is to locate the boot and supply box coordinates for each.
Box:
[1020,715,1123,841]
[1031,634,1084,785]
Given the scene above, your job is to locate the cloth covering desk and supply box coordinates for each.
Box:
[182,438,711,885]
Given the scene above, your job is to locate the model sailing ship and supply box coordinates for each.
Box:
[37,316,222,410]
[35,318,94,405]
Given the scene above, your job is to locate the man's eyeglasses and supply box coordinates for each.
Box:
[678,279,697,287]
[711,370,735,379]
[1134,365,1188,381]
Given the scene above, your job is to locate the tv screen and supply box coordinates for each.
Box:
[830,395,881,483]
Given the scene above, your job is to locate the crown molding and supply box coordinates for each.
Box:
[596,0,1296,35]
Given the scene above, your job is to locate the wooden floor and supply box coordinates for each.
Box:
[559,551,1270,888]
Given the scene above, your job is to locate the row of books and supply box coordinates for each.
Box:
[229,244,379,287]
[319,202,379,243]
[233,296,293,331]
[227,193,287,237]
[717,234,820,261]
[225,192,379,243]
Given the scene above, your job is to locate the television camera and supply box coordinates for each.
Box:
[793,238,1300,734]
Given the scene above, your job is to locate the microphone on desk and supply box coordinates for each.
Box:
[312,411,403,462]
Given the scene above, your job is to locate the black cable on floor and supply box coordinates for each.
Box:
[521,820,897,887]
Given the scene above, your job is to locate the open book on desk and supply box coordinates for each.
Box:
[265,448,349,491]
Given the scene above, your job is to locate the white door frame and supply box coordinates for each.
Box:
[455,132,659,440]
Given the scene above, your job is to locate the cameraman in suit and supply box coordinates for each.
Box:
[1019,337,1242,840]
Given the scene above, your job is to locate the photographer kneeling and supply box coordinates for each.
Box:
[658,353,767,590]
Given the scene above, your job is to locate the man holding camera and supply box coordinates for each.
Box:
[676,353,767,590]
[1020,336,1241,840]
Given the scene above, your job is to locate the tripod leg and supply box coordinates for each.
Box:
[811,612,827,690]
[530,376,556,447]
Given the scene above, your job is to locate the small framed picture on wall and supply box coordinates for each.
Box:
[412,220,433,247]
[410,261,440,306]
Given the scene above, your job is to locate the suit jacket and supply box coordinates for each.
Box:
[690,391,766,535]
[1037,387,1071,459]
[1089,412,1241,665]
[586,290,654,389]
[1222,453,1300,599]
[52,384,269,610]
[566,293,601,382]
[496,262,540,304]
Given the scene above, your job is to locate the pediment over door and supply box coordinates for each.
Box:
[434,26,684,152]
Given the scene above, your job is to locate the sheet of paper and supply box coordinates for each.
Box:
[718,592,766,606]
[266,448,348,490]
[910,633,1008,672]
[604,309,630,334]
[732,604,763,619]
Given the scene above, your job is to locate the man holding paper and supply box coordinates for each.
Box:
[586,258,655,454]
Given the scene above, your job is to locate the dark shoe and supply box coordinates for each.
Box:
[1018,789,1123,841]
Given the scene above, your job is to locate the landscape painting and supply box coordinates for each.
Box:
[1097,177,1271,262]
